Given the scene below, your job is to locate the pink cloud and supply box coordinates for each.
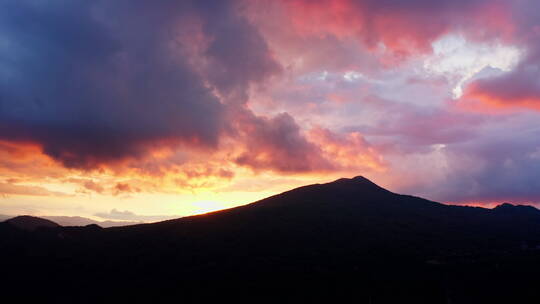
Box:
[250,0,514,64]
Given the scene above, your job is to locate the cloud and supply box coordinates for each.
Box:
[228,107,386,174]
[350,99,483,148]
[463,66,540,110]
[0,182,69,197]
[250,0,512,63]
[424,34,522,98]
[82,180,105,194]
[375,112,540,206]
[2,0,540,211]
[69,178,150,196]
[94,208,175,222]
[233,111,333,173]
[0,141,67,180]
[308,127,385,171]
[112,183,140,196]
[458,1,540,111]
[0,0,279,169]
[435,131,540,204]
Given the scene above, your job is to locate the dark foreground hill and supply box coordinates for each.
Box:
[2,176,540,303]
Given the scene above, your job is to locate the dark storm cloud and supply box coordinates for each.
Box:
[0,0,279,169]
[195,1,282,102]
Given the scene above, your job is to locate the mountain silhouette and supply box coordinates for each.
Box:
[1,215,142,227]
[5,215,60,231]
[493,202,540,216]
[2,176,540,303]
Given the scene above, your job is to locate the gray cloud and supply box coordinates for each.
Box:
[0,0,279,169]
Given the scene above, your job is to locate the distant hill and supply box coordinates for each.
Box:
[493,202,540,216]
[2,176,540,303]
[5,215,60,231]
[0,215,142,227]
[40,216,142,227]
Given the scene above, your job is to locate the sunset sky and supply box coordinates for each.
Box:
[1,0,540,222]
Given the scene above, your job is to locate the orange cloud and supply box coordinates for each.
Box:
[0,140,67,179]
[0,182,70,197]
[308,127,386,172]
[463,76,540,111]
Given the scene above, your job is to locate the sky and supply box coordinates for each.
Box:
[1,0,540,222]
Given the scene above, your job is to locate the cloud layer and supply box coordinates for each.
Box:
[1,0,540,216]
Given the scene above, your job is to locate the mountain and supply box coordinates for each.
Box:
[5,215,60,231]
[2,176,540,303]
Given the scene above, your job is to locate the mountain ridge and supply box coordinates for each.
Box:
[2,176,540,303]
[3,176,539,230]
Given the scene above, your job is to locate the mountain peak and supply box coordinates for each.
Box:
[351,175,375,183]
[330,176,388,192]
[333,175,372,183]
